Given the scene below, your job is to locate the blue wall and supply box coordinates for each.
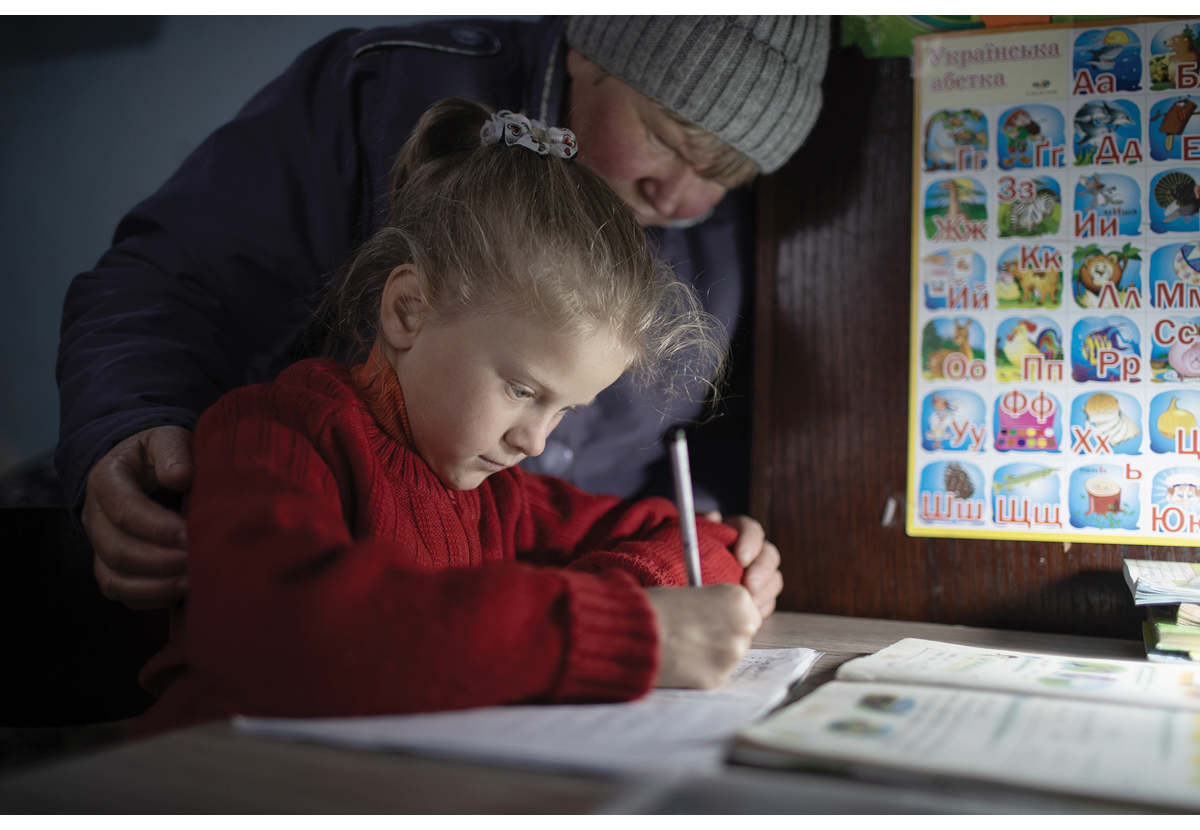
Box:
[0,15,533,474]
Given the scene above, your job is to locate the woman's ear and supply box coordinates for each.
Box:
[380,265,425,351]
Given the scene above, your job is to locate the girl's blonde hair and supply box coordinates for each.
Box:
[320,99,726,396]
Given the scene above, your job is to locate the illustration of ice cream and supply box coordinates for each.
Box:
[1084,476,1122,515]
[1083,393,1141,446]
[1154,98,1197,153]
[951,249,974,284]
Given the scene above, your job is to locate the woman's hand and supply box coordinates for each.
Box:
[702,512,783,618]
[82,425,194,608]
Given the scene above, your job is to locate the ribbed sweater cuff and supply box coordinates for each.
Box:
[698,533,745,586]
[552,569,658,702]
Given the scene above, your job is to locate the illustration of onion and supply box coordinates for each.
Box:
[1168,339,1200,379]
[1157,397,1197,439]
[1084,477,1121,516]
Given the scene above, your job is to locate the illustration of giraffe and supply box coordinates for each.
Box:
[943,179,965,223]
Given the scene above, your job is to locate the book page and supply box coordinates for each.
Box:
[836,638,1200,711]
[1127,558,1200,603]
[1123,556,1200,582]
[652,647,817,703]
[1127,558,1200,586]
[738,680,1200,811]
[234,648,819,776]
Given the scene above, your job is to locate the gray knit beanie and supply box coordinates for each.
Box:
[564,16,830,174]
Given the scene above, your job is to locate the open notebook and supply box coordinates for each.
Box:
[233,647,818,776]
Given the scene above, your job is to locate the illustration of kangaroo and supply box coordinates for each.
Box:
[926,319,973,378]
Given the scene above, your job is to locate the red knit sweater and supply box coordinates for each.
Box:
[130,355,742,737]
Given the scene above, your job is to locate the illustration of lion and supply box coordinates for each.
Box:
[1077,253,1124,308]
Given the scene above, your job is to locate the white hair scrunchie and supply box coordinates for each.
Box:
[480,110,578,159]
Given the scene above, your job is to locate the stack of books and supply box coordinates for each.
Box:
[1122,559,1200,663]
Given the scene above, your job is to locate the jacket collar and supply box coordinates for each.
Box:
[524,16,568,127]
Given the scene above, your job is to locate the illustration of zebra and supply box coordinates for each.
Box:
[1008,188,1058,235]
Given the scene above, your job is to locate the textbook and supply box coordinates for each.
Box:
[733,639,1200,811]
[1178,602,1200,626]
[235,647,818,776]
[1123,559,1200,605]
[1146,605,1200,652]
[1142,623,1200,664]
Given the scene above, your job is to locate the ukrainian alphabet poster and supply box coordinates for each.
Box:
[908,17,1200,545]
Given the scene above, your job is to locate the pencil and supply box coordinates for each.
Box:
[668,429,703,587]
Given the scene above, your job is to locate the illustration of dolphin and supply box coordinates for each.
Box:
[1074,101,1134,148]
[1099,101,1134,128]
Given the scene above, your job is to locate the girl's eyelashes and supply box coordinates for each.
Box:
[507,382,581,414]
[508,383,535,401]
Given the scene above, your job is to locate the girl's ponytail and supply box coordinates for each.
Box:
[388,99,491,209]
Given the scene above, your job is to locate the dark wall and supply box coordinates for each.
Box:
[751,39,1197,640]
[0,15,482,473]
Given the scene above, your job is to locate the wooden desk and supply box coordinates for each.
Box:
[0,612,1146,813]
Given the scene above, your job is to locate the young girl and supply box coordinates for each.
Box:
[130,100,762,738]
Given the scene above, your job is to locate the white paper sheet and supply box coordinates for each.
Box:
[233,647,819,775]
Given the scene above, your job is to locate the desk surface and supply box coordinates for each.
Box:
[0,613,1146,814]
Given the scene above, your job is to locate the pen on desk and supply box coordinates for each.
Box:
[668,429,703,587]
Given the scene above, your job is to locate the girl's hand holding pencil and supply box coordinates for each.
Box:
[645,584,762,689]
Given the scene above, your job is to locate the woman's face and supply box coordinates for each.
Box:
[565,50,737,228]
